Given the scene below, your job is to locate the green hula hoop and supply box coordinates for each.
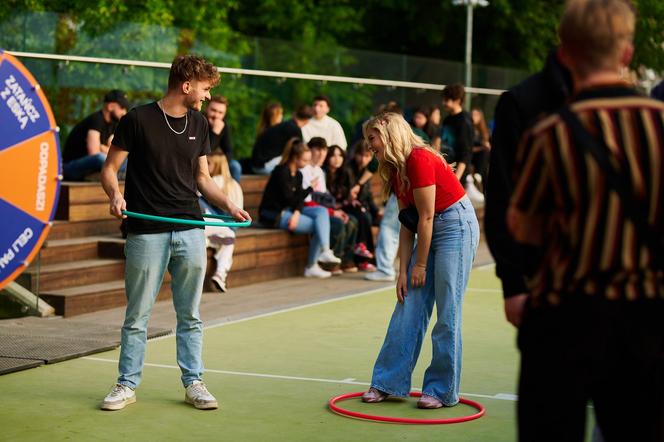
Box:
[122,210,251,227]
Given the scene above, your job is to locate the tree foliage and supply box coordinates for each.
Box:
[1,0,662,156]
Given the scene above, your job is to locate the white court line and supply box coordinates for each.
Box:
[82,356,517,402]
[474,263,496,271]
[467,288,502,293]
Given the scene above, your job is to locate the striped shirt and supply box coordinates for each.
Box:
[511,85,664,304]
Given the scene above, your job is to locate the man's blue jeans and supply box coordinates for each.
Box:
[118,229,207,389]
[374,193,400,277]
[370,197,479,405]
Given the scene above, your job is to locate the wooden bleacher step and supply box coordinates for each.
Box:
[49,219,122,240]
[40,279,172,317]
[17,259,125,293]
[38,237,101,265]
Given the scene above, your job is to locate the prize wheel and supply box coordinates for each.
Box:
[0,50,61,290]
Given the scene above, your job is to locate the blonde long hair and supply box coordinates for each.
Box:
[207,153,244,208]
[362,111,446,200]
[207,153,233,196]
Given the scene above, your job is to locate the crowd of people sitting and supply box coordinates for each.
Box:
[61,84,494,290]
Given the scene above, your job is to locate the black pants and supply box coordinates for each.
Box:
[517,295,663,442]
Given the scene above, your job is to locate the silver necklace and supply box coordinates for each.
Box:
[158,99,187,135]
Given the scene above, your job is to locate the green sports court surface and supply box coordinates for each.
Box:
[0,267,590,441]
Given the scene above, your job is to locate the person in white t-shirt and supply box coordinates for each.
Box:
[301,95,347,150]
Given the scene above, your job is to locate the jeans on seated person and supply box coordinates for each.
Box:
[277,205,331,267]
[330,214,358,263]
[374,193,400,277]
[252,156,281,175]
[63,153,107,180]
[229,158,242,183]
[63,153,128,181]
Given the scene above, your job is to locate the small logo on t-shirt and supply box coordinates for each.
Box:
[189,136,196,140]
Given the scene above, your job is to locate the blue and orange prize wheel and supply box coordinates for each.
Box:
[0,50,61,290]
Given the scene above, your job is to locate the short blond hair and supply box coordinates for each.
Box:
[559,0,635,76]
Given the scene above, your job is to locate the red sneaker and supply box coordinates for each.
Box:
[358,262,377,272]
[353,243,374,259]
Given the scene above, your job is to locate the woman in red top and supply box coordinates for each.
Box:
[360,112,479,409]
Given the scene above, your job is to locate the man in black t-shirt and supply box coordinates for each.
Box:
[100,55,250,412]
[62,89,129,180]
[251,104,313,174]
[441,84,473,184]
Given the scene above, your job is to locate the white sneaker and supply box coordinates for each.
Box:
[304,264,332,278]
[211,273,227,293]
[318,249,341,264]
[364,271,396,282]
[465,177,485,208]
[101,384,136,411]
[185,380,218,410]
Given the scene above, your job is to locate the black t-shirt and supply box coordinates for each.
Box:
[208,121,233,160]
[63,111,116,162]
[112,102,211,234]
[251,120,302,168]
[441,111,473,165]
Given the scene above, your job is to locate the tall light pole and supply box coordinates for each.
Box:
[452,0,489,109]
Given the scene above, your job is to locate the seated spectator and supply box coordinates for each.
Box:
[426,106,442,151]
[205,95,242,182]
[350,101,403,153]
[304,138,359,274]
[409,107,431,143]
[344,142,379,271]
[302,95,347,150]
[441,83,473,183]
[251,105,313,175]
[258,139,341,278]
[62,90,129,180]
[470,107,491,192]
[257,102,284,135]
[199,153,243,293]
[301,137,329,197]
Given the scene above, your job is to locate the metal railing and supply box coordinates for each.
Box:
[7,50,506,96]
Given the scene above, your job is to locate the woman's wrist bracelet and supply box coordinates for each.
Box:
[415,263,427,269]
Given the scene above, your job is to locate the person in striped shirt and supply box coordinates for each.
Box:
[507,1,663,441]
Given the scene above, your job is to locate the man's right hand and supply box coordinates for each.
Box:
[110,194,127,219]
[504,293,529,328]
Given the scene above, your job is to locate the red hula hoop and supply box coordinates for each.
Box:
[328,391,485,425]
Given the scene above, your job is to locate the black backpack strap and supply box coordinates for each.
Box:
[558,107,662,266]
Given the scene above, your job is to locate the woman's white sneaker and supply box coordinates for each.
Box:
[304,264,332,278]
[318,249,341,264]
[101,384,136,410]
[185,380,218,410]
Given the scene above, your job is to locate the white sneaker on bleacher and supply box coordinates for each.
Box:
[304,264,332,278]
[318,249,341,264]
[101,383,136,410]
